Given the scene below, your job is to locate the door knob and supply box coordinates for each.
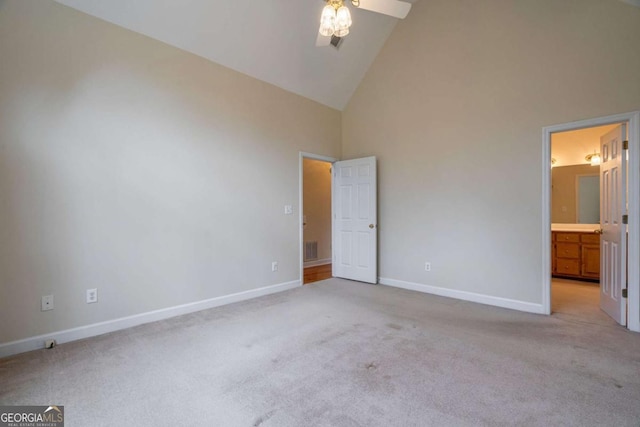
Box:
[369,224,375,229]
[595,229,604,234]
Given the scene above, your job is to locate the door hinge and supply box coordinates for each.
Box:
[622,140,628,150]
[622,288,628,299]
[622,214,628,224]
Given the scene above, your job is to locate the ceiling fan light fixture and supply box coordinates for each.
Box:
[319,0,352,38]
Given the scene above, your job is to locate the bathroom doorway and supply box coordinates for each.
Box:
[550,124,616,325]
[543,111,640,332]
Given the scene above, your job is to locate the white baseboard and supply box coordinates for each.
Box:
[0,280,301,359]
[303,258,331,268]
[378,277,545,315]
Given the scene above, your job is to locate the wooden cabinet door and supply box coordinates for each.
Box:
[582,244,600,279]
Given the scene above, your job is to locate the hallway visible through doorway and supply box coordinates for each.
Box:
[300,153,335,285]
[304,264,332,284]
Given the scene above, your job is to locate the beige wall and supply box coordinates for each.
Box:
[0,1,340,344]
[343,0,640,304]
[303,159,332,263]
[552,164,599,224]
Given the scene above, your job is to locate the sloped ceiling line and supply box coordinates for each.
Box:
[54,0,409,110]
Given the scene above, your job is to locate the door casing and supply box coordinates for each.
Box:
[542,111,640,332]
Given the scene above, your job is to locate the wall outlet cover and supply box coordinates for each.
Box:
[41,295,54,311]
[86,288,98,304]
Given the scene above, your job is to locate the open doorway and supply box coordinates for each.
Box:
[550,124,618,325]
[299,153,379,286]
[543,111,640,332]
[300,154,335,284]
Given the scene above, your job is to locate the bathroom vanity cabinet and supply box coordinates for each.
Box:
[552,231,600,281]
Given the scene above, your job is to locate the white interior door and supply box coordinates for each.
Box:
[332,157,377,284]
[600,124,627,325]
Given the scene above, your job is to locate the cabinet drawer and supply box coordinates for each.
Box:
[556,233,580,242]
[556,243,580,259]
[581,233,600,244]
[556,259,580,276]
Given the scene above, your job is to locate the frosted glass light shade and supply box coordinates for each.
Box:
[319,5,336,36]
[336,6,352,28]
[334,26,350,37]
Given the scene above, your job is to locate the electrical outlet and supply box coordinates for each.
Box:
[272,261,278,272]
[86,288,98,304]
[284,205,293,215]
[424,262,431,272]
[41,295,54,311]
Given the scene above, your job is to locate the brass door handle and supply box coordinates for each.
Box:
[595,229,604,234]
[369,224,375,229]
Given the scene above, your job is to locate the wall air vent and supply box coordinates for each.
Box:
[304,241,318,261]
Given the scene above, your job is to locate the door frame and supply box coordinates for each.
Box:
[299,152,338,284]
[542,111,640,332]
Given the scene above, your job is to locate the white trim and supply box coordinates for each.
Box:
[0,280,300,358]
[303,258,331,268]
[627,112,640,332]
[542,125,552,315]
[379,277,545,314]
[542,111,640,332]
[299,152,338,285]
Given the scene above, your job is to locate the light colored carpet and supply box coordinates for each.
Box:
[1,278,639,426]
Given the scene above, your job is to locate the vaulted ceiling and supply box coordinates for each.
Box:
[53,0,638,111]
[55,0,419,110]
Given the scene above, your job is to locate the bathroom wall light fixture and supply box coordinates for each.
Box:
[585,152,601,166]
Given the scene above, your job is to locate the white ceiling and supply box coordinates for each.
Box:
[55,0,417,110]
[551,124,619,167]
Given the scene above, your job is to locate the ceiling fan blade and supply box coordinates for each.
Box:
[355,0,412,19]
[316,30,331,47]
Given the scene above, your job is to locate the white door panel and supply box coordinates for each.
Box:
[333,157,377,284]
[600,124,627,325]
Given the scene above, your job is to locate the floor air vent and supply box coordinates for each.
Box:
[330,36,343,49]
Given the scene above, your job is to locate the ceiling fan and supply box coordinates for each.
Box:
[316,0,412,47]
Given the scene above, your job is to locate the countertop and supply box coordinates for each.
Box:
[551,224,600,233]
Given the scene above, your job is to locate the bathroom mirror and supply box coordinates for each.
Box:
[577,175,599,223]
[551,165,600,224]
